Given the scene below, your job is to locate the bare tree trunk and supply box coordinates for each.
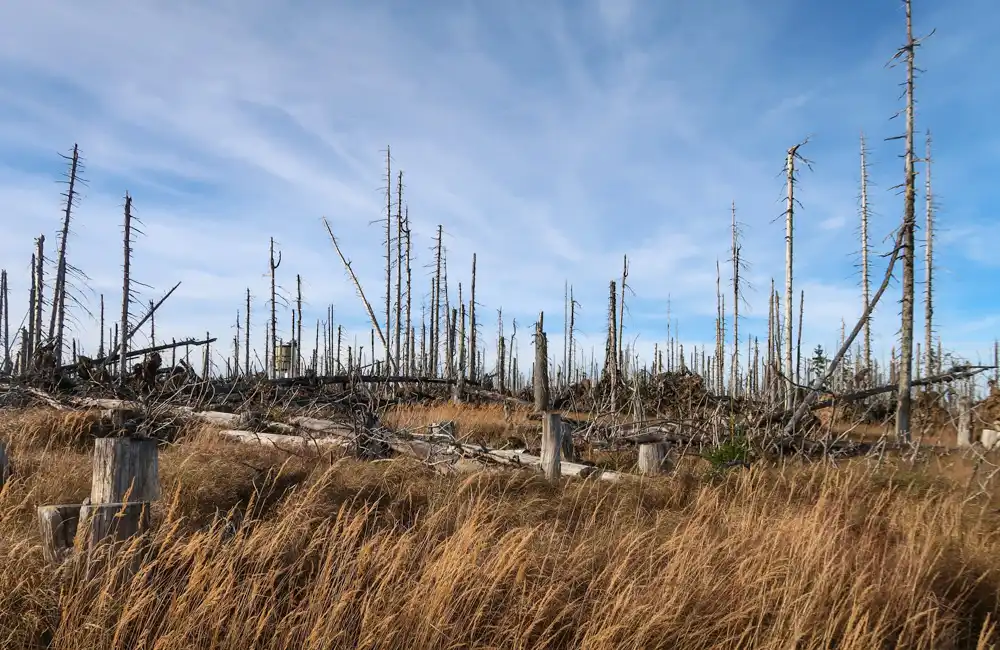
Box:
[731,202,742,396]
[568,285,576,384]
[895,0,919,443]
[563,280,569,389]
[98,294,105,358]
[618,255,628,372]
[469,253,477,381]
[715,260,724,395]
[784,141,808,410]
[0,270,8,373]
[534,312,550,412]
[458,301,467,387]
[296,274,303,377]
[432,226,443,377]
[497,309,506,394]
[244,289,251,375]
[268,238,282,378]
[924,129,935,375]
[119,195,133,381]
[384,148,393,370]
[603,281,618,385]
[404,207,413,375]
[391,172,403,374]
[796,289,805,396]
[49,143,81,365]
[33,236,46,355]
[233,310,241,377]
[322,219,388,355]
[860,133,873,375]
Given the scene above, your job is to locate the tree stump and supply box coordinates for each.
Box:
[540,412,562,481]
[957,397,972,448]
[91,437,160,504]
[37,505,81,564]
[78,502,151,547]
[637,442,669,475]
[560,424,576,462]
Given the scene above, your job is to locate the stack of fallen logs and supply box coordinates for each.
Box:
[62,397,632,482]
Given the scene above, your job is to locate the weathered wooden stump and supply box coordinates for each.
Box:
[983,429,1000,451]
[560,423,576,462]
[957,397,972,448]
[37,505,81,564]
[540,412,562,481]
[79,502,152,547]
[91,437,160,504]
[637,442,669,475]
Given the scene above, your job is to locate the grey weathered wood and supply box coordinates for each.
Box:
[957,397,972,448]
[79,502,151,546]
[560,423,576,462]
[0,441,9,489]
[540,412,562,481]
[91,437,160,504]
[983,429,1000,451]
[533,314,550,412]
[430,421,457,438]
[637,442,669,475]
[37,504,81,564]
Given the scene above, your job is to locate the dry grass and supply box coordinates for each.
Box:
[1,407,1000,648]
[383,402,537,446]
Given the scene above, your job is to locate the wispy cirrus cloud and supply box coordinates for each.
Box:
[0,0,996,373]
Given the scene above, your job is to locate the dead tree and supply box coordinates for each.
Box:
[404,207,413,374]
[33,236,46,357]
[469,253,477,381]
[98,294,105,358]
[48,144,82,365]
[0,270,8,373]
[432,226,444,377]
[244,289,251,375]
[923,129,935,375]
[715,260,724,395]
[383,148,393,371]
[296,274,303,376]
[496,309,506,394]
[783,139,810,409]
[854,136,873,379]
[618,255,628,371]
[268,238,281,379]
[117,196,140,381]
[603,281,618,386]
[563,280,569,388]
[730,202,747,396]
[394,172,404,374]
[568,285,577,384]
[322,218,388,357]
[534,312,550,412]
[891,0,928,443]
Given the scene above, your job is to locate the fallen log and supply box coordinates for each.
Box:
[218,429,351,451]
[759,365,995,426]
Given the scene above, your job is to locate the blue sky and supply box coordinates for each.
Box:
[0,0,997,375]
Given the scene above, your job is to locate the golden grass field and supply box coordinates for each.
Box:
[0,404,999,649]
